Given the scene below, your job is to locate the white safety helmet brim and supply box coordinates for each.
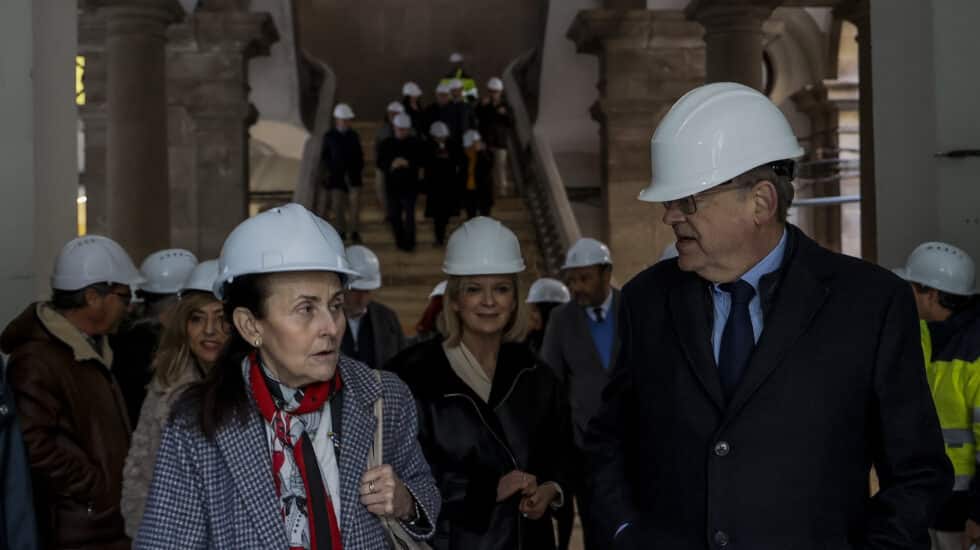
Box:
[639,82,804,203]
[140,248,199,295]
[393,113,412,130]
[346,245,383,291]
[526,278,571,304]
[893,242,977,296]
[50,235,145,291]
[213,203,360,299]
[179,259,221,298]
[561,238,613,270]
[443,217,526,276]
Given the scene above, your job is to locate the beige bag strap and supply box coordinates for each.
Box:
[370,370,384,468]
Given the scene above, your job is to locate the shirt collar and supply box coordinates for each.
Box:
[585,288,614,321]
[713,228,788,294]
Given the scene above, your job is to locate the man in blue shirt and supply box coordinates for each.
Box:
[588,82,951,549]
[542,237,621,550]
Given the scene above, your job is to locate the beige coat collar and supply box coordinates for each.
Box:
[36,303,114,368]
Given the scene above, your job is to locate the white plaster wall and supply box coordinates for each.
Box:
[248,0,303,127]
[0,1,77,329]
[535,0,601,155]
[871,0,980,269]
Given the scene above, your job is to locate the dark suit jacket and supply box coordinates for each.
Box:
[541,289,621,449]
[343,301,406,370]
[588,225,952,549]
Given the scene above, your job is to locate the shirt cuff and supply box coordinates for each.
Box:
[542,481,564,510]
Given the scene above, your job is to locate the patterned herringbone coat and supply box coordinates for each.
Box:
[134,356,439,549]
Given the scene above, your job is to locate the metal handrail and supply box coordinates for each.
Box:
[502,50,581,274]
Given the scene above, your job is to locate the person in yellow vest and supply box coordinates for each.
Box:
[895,241,980,550]
[441,52,478,102]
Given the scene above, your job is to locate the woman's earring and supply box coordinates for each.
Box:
[254,338,261,347]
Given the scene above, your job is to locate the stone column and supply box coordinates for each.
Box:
[569,10,705,283]
[167,5,277,257]
[790,83,842,252]
[78,10,108,235]
[101,0,182,262]
[834,0,876,261]
[687,0,781,91]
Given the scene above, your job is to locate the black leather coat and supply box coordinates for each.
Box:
[387,339,573,550]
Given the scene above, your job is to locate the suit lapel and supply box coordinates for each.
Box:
[668,275,725,411]
[609,289,623,368]
[725,249,830,419]
[571,304,605,372]
[215,409,288,550]
[337,358,380,535]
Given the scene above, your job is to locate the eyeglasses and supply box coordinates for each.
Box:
[661,180,748,216]
[109,290,132,306]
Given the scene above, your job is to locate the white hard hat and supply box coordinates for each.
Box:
[393,113,412,130]
[214,203,360,299]
[386,101,405,114]
[562,238,612,270]
[659,242,679,262]
[443,217,526,276]
[463,129,481,148]
[332,103,355,120]
[893,241,976,296]
[639,82,804,203]
[449,52,464,63]
[430,121,450,139]
[487,77,504,92]
[180,259,220,298]
[526,278,571,304]
[435,83,451,95]
[51,235,144,291]
[448,78,464,91]
[140,248,199,295]
[402,81,422,97]
[346,245,381,291]
[429,280,448,298]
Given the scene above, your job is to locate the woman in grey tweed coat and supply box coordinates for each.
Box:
[134,204,439,549]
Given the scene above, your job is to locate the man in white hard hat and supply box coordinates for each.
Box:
[461,129,493,218]
[322,102,365,243]
[894,242,980,550]
[587,82,951,549]
[425,83,457,144]
[1,235,142,550]
[377,112,425,251]
[446,79,475,145]
[541,237,621,550]
[341,246,406,370]
[374,100,408,217]
[401,82,426,138]
[423,121,464,246]
[113,248,197,425]
[476,77,514,196]
[442,52,477,102]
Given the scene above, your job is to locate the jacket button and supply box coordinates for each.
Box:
[86,502,94,515]
[714,530,730,547]
[714,441,730,457]
[0,404,8,416]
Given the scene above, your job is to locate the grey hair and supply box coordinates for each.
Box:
[733,161,796,222]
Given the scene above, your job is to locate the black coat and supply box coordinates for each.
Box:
[424,140,464,219]
[1,361,39,550]
[589,225,952,549]
[377,136,424,197]
[475,100,513,149]
[321,127,364,190]
[387,339,574,550]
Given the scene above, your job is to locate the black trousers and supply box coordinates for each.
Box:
[387,190,417,251]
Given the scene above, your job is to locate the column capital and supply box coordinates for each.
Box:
[97,0,184,40]
[191,10,278,58]
[568,9,703,55]
[686,0,782,24]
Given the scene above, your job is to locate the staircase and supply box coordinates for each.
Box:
[344,121,545,335]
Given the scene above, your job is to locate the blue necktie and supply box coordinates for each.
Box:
[718,279,756,401]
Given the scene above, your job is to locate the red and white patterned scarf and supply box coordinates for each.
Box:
[247,352,343,550]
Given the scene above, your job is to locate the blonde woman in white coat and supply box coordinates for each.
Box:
[120,264,229,537]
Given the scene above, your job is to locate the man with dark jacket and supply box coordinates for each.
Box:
[321,102,364,242]
[342,245,406,369]
[377,113,424,251]
[894,242,980,549]
[1,356,39,550]
[590,82,952,549]
[2,235,141,550]
[475,77,514,196]
[541,237,620,550]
